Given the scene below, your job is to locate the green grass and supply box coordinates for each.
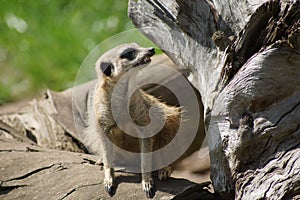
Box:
[0,0,155,104]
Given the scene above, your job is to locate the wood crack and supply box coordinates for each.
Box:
[262,100,300,134]
[4,164,55,182]
[60,183,102,200]
[144,0,177,25]
[0,184,27,195]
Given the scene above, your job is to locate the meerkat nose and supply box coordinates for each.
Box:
[148,48,155,56]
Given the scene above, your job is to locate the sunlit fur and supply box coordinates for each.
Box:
[83,43,181,198]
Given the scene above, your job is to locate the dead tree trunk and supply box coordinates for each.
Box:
[129,0,300,199]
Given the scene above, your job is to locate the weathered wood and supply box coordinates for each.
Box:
[0,54,211,199]
[129,0,300,199]
[0,137,210,200]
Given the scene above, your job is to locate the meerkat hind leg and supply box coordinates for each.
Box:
[100,134,116,197]
[140,138,155,198]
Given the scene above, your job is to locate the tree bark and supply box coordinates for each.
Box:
[129,0,300,199]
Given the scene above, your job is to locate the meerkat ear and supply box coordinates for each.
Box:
[100,62,114,76]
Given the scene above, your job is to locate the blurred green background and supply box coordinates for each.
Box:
[0,0,151,104]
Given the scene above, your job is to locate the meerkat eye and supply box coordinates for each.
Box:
[120,48,137,61]
[100,62,114,76]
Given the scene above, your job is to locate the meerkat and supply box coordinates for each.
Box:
[83,43,183,198]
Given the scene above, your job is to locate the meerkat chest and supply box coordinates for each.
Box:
[94,88,115,129]
[94,83,167,133]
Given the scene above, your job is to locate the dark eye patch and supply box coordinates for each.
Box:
[100,62,114,76]
[120,48,137,61]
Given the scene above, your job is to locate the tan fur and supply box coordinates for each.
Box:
[96,85,181,153]
[84,43,182,198]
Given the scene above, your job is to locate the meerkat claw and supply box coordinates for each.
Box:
[142,180,155,198]
[158,166,172,181]
[104,184,115,197]
[104,179,115,197]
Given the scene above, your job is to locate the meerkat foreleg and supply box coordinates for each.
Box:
[140,138,155,198]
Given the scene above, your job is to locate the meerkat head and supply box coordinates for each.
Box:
[95,43,155,79]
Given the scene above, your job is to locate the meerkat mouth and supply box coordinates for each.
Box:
[134,56,152,67]
[143,56,151,64]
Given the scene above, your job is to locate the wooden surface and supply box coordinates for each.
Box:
[0,54,212,199]
[0,137,212,200]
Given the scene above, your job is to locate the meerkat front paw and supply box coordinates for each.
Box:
[158,166,172,180]
[142,178,155,198]
[103,167,115,197]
